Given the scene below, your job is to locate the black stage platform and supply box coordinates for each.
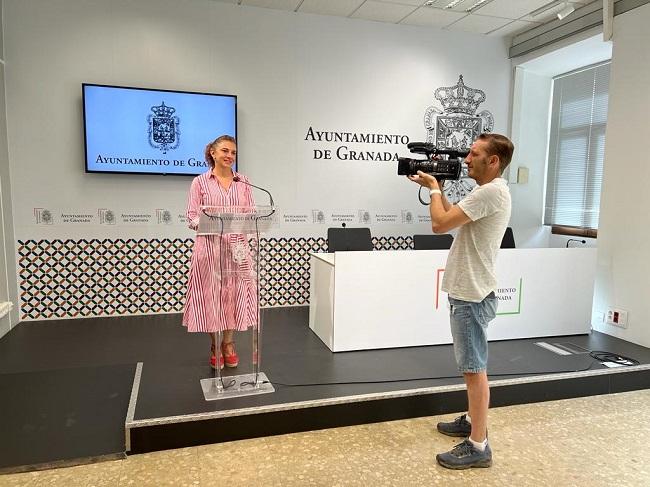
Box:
[2,307,650,473]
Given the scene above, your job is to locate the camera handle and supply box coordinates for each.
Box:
[417,181,446,206]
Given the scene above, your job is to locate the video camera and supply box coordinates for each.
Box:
[397,142,469,180]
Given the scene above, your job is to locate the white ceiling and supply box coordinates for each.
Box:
[213,0,598,37]
[518,33,612,76]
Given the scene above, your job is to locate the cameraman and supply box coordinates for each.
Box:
[408,133,513,470]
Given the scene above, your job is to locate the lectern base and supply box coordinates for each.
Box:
[200,372,275,401]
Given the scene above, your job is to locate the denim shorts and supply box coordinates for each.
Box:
[449,292,498,373]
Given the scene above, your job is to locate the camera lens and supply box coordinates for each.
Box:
[398,157,462,180]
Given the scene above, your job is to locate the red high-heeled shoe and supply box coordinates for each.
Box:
[221,341,239,368]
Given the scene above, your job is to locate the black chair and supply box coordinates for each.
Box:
[500,227,516,248]
[413,234,454,250]
[327,227,373,253]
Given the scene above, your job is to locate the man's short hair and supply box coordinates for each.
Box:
[478,133,514,174]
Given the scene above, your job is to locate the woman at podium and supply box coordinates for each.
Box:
[182,135,257,370]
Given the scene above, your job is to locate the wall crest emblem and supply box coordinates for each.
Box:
[424,75,494,203]
[34,208,53,225]
[156,209,172,224]
[312,210,325,224]
[98,208,115,225]
[148,102,180,154]
[358,210,371,224]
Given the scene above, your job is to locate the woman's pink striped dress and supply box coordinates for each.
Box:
[182,171,258,332]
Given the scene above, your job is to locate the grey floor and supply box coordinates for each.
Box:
[2,307,650,473]
[3,389,650,486]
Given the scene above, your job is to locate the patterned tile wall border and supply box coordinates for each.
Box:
[17,236,413,320]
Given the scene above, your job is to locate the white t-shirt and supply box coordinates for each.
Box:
[441,177,511,303]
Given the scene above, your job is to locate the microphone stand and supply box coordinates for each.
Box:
[233,175,275,386]
[233,176,275,216]
[566,238,586,248]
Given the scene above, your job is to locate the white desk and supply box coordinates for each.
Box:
[309,248,596,352]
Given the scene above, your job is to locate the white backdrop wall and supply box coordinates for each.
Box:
[509,67,553,249]
[1,0,19,337]
[591,2,650,347]
[0,62,13,337]
[4,0,512,320]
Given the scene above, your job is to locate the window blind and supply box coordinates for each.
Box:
[544,62,610,230]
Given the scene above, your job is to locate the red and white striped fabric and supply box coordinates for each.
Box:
[182,171,258,333]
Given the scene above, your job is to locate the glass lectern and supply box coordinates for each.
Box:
[196,205,276,401]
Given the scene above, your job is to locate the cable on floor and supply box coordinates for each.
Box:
[589,351,640,366]
[263,360,601,387]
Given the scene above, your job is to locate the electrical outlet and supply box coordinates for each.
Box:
[606,307,628,328]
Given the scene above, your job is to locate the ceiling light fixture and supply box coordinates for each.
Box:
[556,2,575,20]
[444,0,464,9]
[530,0,562,18]
[465,0,489,12]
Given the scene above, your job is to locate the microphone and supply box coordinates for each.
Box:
[566,238,586,248]
[233,176,275,207]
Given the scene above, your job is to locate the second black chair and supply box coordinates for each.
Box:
[327,227,373,253]
[413,234,454,250]
[500,227,516,249]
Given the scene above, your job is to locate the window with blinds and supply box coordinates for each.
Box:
[544,62,610,232]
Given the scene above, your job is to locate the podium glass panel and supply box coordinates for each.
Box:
[196,205,276,401]
[196,205,276,236]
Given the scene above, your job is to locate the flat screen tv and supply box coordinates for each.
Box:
[82,84,237,175]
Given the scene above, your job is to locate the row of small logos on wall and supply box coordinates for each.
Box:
[33,208,433,226]
[33,208,179,225]
[295,210,430,225]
